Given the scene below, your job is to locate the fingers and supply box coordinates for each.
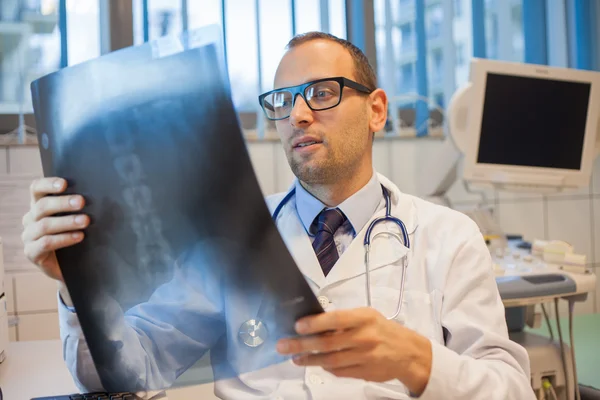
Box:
[291,349,364,370]
[27,194,85,224]
[23,231,85,265]
[21,214,90,243]
[29,177,67,204]
[277,327,377,356]
[277,330,352,355]
[294,308,380,335]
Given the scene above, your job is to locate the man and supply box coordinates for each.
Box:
[21,32,535,399]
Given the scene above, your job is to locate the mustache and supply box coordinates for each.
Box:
[290,129,324,141]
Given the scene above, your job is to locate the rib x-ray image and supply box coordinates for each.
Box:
[30,28,323,393]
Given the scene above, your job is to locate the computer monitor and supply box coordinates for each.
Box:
[455,58,600,192]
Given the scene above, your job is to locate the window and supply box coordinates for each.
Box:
[328,0,346,39]
[130,0,344,135]
[375,0,534,137]
[66,0,100,66]
[0,0,61,113]
[148,0,182,40]
[454,0,462,18]
[258,0,292,93]
[224,0,259,112]
[485,0,524,62]
[427,4,443,40]
[400,63,415,92]
[434,92,444,108]
[188,0,221,31]
[400,23,413,50]
[431,48,443,83]
[456,43,465,66]
[295,0,320,33]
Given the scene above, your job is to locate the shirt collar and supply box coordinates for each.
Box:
[294,171,382,236]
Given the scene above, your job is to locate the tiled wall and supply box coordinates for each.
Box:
[0,145,60,342]
[1,140,599,341]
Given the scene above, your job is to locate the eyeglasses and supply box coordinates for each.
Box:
[258,77,374,121]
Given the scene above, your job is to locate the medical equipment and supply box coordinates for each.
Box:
[275,184,411,320]
[448,58,600,193]
[429,58,600,399]
[363,186,410,320]
[492,238,595,400]
[239,184,412,347]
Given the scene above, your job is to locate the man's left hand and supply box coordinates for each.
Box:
[276,307,432,396]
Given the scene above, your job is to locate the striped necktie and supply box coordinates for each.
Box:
[311,208,347,276]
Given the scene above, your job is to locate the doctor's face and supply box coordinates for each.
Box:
[272,40,382,186]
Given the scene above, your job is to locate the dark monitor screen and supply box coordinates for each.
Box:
[477,73,591,170]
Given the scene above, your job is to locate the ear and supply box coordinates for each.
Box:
[368,88,388,134]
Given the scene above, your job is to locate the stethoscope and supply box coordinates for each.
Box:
[238,184,411,348]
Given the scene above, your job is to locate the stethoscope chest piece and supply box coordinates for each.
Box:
[239,319,268,347]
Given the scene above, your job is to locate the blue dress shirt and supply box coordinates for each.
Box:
[294,171,383,258]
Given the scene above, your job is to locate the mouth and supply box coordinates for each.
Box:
[292,137,323,150]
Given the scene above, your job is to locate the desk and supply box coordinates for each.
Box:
[0,340,219,400]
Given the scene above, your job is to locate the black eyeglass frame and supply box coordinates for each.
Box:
[258,76,374,121]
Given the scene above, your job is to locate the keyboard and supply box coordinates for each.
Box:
[31,393,137,400]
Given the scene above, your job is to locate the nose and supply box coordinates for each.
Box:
[289,94,314,127]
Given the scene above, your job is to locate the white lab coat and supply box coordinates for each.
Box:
[60,173,534,399]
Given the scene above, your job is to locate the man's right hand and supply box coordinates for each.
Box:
[21,177,90,284]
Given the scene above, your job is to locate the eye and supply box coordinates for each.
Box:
[316,90,333,98]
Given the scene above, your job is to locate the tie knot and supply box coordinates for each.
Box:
[313,208,347,235]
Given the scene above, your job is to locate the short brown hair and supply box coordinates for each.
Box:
[286,32,377,91]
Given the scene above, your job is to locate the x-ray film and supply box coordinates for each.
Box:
[31,25,323,394]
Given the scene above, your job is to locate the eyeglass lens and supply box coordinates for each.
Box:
[262,80,342,120]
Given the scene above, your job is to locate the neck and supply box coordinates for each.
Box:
[301,166,374,207]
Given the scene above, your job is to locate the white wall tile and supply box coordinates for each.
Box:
[246,141,275,196]
[0,148,7,175]
[372,140,392,179]
[9,325,16,341]
[7,147,43,175]
[0,174,38,272]
[496,190,544,203]
[558,293,595,316]
[595,265,600,314]
[594,199,600,266]
[445,170,497,207]
[591,155,600,195]
[389,140,419,196]
[14,272,59,313]
[544,184,591,200]
[547,198,593,264]
[16,312,60,341]
[5,273,14,313]
[572,292,596,315]
[497,201,546,243]
[273,142,295,193]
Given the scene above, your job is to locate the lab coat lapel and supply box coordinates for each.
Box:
[323,177,418,287]
[276,195,326,289]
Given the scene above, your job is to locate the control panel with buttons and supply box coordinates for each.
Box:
[491,240,596,307]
